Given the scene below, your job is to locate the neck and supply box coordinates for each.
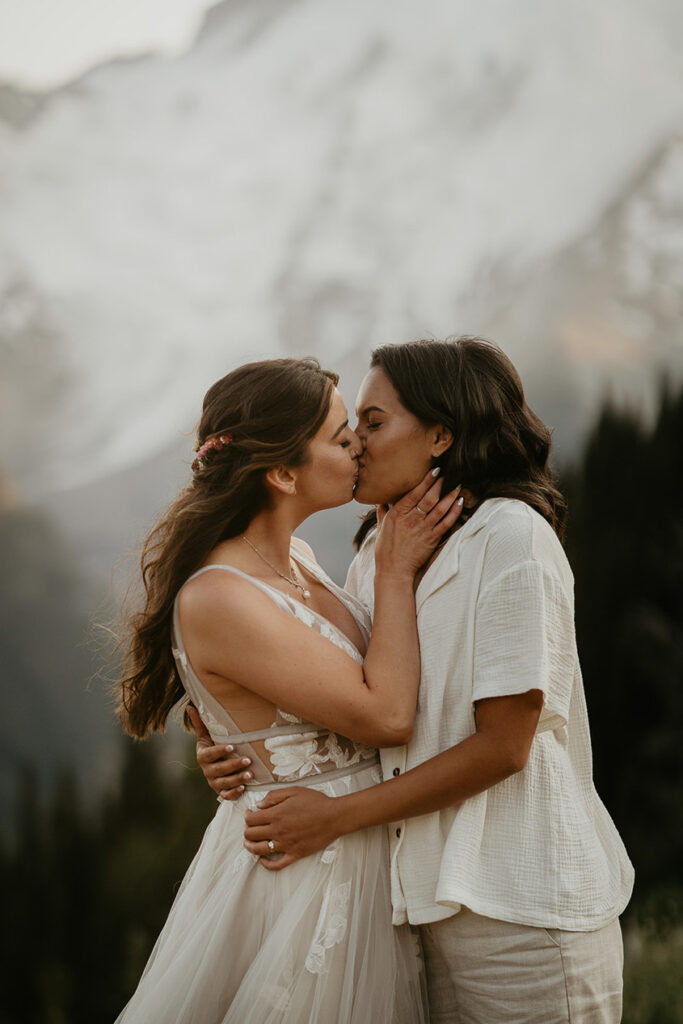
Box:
[241,504,305,573]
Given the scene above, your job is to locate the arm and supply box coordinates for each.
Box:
[181,471,463,748]
[243,689,543,868]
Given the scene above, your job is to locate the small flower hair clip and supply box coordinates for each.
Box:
[191,434,233,474]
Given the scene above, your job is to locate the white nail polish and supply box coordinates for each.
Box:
[457,496,464,505]
[431,467,440,477]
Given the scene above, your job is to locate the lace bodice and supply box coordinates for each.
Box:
[171,543,378,786]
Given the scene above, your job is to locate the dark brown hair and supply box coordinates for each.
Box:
[119,357,338,738]
[355,336,566,548]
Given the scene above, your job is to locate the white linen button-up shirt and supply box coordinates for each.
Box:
[345,498,634,930]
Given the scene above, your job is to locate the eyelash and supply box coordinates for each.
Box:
[340,440,352,448]
[366,422,381,430]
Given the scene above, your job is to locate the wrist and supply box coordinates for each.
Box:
[373,567,415,586]
[333,792,364,838]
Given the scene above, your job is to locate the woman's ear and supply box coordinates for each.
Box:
[264,465,297,496]
[430,425,453,459]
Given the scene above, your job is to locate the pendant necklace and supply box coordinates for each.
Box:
[241,535,311,600]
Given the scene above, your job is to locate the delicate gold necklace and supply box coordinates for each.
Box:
[241,535,311,600]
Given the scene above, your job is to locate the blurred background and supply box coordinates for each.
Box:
[1,1,682,1021]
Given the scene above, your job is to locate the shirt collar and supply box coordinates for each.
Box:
[415,497,507,612]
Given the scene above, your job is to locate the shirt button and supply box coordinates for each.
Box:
[392,767,400,777]
[395,827,401,838]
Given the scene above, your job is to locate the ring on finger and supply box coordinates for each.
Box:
[267,840,276,853]
[415,505,427,515]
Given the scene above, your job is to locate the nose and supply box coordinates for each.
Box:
[352,420,367,445]
[348,427,363,459]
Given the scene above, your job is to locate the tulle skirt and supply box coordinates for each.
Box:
[115,762,427,1024]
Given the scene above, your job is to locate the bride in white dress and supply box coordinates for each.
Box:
[115,357,462,1023]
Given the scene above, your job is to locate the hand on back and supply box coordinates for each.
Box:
[187,706,253,800]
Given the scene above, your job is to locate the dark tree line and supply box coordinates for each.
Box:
[563,381,683,911]
[0,380,681,1023]
[1,741,217,1024]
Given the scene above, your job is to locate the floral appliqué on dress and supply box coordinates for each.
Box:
[305,880,353,975]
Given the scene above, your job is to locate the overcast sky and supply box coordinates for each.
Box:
[0,0,215,90]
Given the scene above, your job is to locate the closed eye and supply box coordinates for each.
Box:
[366,421,381,430]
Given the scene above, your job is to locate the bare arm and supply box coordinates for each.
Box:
[243,689,543,867]
[180,471,463,748]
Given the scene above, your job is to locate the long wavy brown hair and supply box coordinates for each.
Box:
[118,357,338,738]
[355,337,567,548]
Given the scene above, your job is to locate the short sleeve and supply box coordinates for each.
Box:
[472,560,576,730]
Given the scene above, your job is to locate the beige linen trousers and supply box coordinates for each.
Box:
[420,908,623,1023]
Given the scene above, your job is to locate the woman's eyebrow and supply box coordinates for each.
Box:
[331,418,349,438]
[357,405,385,418]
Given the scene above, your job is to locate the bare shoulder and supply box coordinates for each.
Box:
[291,536,317,562]
[177,566,278,634]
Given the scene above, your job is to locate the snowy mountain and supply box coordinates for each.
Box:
[1,0,683,500]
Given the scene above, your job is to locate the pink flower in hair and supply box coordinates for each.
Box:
[191,434,233,474]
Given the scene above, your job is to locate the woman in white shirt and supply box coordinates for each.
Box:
[199,338,634,1024]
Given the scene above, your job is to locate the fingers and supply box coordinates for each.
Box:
[258,852,298,871]
[216,764,254,799]
[432,490,465,535]
[243,838,300,870]
[243,823,275,842]
[243,791,296,826]
[200,752,252,797]
[197,745,242,771]
[186,705,212,742]
[256,789,298,810]
[415,476,444,516]
[220,785,245,802]
[424,486,463,528]
[244,838,280,856]
[394,466,441,513]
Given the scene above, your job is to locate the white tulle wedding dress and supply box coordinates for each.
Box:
[115,547,427,1024]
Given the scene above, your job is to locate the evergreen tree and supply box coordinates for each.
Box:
[564,382,683,899]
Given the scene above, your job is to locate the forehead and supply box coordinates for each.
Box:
[327,387,346,416]
[319,387,347,429]
[354,366,401,414]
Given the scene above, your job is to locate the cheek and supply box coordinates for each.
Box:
[359,431,431,502]
[367,428,427,474]
[314,451,353,487]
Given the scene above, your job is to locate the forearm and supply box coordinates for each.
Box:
[335,731,518,837]
[361,571,420,738]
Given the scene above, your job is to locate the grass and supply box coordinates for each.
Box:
[622,896,683,1024]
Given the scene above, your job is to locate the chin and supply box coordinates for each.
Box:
[353,484,382,506]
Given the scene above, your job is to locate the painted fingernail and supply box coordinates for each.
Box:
[457,497,464,505]
[431,467,440,477]
[241,758,251,766]
[243,771,253,780]
[225,745,234,753]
